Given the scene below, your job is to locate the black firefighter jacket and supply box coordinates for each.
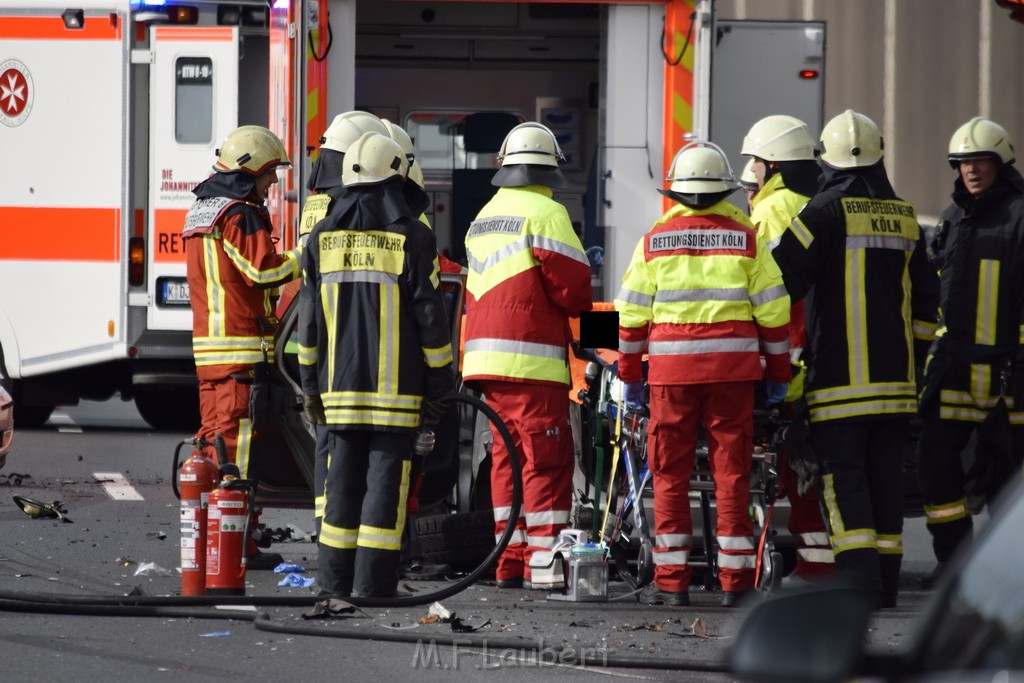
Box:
[772,164,941,423]
[297,179,454,432]
[922,165,1024,417]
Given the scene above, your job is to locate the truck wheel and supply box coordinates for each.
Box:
[134,389,200,432]
[415,510,496,573]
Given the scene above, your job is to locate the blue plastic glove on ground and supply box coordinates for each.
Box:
[765,380,789,407]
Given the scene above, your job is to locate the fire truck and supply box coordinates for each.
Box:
[0,0,823,430]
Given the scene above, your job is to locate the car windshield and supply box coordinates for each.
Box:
[917,477,1024,670]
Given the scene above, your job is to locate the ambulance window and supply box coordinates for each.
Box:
[405,111,525,172]
[175,57,214,144]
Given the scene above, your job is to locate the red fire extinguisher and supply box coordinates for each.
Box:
[205,435,254,596]
[174,439,220,597]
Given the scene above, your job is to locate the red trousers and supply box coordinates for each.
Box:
[478,380,574,581]
[196,373,255,479]
[648,382,756,592]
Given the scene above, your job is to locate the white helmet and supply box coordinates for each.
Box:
[382,118,425,188]
[948,117,1015,167]
[214,125,290,175]
[739,158,758,190]
[496,122,564,167]
[741,114,816,162]
[819,109,884,169]
[666,140,736,194]
[320,111,389,154]
[342,132,409,187]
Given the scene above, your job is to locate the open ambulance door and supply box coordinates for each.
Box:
[146,25,239,332]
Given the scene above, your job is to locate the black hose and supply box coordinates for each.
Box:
[170,438,191,501]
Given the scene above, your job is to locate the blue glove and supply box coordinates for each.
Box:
[765,380,789,407]
[585,246,604,268]
[623,381,644,409]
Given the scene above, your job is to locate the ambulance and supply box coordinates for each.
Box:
[0,0,824,430]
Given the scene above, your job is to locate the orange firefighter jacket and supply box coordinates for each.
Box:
[183,197,299,380]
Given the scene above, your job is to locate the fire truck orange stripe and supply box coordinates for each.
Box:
[153,27,234,42]
[662,0,697,213]
[153,209,189,264]
[0,207,120,262]
[0,16,121,41]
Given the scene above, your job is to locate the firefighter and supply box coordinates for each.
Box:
[298,132,454,597]
[302,111,390,236]
[300,111,390,535]
[463,122,592,589]
[917,117,1024,581]
[182,125,301,568]
[771,110,940,608]
[616,140,791,607]
[740,114,835,583]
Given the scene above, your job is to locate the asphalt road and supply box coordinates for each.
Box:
[0,397,953,681]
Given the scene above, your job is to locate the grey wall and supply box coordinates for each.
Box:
[720,0,1024,221]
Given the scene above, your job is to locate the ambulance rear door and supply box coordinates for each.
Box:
[146,25,239,331]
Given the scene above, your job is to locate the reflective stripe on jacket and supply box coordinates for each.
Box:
[184,198,299,378]
[615,201,791,385]
[463,185,592,387]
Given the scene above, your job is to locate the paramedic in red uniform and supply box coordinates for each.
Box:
[615,141,791,607]
[182,125,301,566]
[462,122,593,589]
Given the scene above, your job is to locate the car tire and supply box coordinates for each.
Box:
[134,389,200,432]
[415,510,496,573]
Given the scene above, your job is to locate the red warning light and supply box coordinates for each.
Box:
[799,70,820,80]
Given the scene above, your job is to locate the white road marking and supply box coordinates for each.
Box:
[93,472,144,501]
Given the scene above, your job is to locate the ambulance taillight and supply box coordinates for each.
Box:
[129,237,145,286]
[167,6,199,24]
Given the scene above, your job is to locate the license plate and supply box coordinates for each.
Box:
[158,277,190,306]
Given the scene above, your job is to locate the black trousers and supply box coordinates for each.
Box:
[916,402,1024,562]
[317,429,413,596]
[811,418,907,601]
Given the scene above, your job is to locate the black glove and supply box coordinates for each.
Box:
[783,400,819,497]
[421,397,447,427]
[303,394,326,425]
